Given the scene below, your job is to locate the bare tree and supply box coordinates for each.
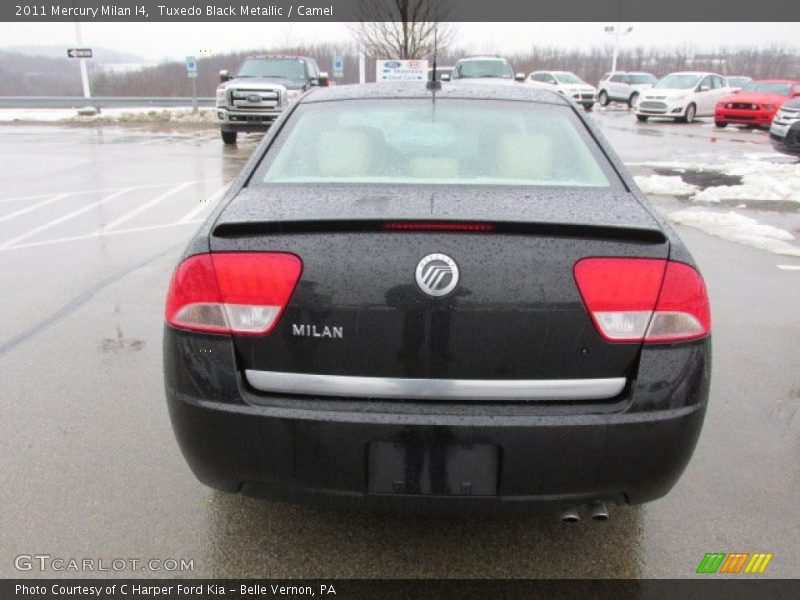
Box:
[351,0,456,59]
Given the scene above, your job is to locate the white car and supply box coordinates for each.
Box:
[451,57,525,84]
[596,72,657,107]
[635,72,731,123]
[528,71,596,110]
[770,98,800,141]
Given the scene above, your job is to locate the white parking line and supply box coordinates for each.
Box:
[776,264,800,271]
[0,179,223,204]
[177,181,231,224]
[0,220,203,253]
[0,193,70,224]
[0,188,132,249]
[92,182,192,235]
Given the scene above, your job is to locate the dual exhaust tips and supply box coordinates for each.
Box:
[559,501,609,523]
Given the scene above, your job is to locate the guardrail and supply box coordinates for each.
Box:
[0,97,216,109]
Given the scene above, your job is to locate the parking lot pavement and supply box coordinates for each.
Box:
[1,122,798,579]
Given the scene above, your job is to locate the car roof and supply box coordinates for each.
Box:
[748,79,797,84]
[245,55,314,61]
[455,56,509,63]
[665,71,718,76]
[299,82,569,105]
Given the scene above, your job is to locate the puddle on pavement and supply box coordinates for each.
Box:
[653,167,742,189]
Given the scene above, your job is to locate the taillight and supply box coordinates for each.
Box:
[165,253,302,335]
[574,257,710,343]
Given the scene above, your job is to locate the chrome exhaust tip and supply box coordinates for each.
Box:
[559,505,580,523]
[588,501,609,521]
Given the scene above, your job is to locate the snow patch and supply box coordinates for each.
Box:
[631,155,800,203]
[669,209,800,257]
[0,107,216,124]
[634,175,698,196]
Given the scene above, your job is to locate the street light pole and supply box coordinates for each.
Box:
[73,20,91,98]
[605,24,633,74]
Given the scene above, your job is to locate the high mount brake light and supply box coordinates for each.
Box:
[165,253,302,335]
[383,222,495,232]
[574,257,710,343]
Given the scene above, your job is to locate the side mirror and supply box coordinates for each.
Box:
[441,73,451,82]
[548,79,557,85]
[514,73,525,82]
[318,72,329,87]
[698,85,710,92]
[732,89,740,94]
[219,70,231,83]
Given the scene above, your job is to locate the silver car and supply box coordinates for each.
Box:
[770,98,800,141]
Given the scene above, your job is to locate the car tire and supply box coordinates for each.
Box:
[636,114,648,122]
[680,104,696,124]
[715,121,728,128]
[628,92,639,108]
[221,131,238,145]
[598,90,609,106]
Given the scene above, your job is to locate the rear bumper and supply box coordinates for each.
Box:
[164,328,711,514]
[167,389,706,515]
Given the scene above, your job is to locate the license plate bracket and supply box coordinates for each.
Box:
[368,441,498,496]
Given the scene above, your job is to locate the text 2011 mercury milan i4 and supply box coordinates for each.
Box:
[164,83,711,520]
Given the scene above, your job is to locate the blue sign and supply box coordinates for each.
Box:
[186,56,197,73]
[333,56,344,77]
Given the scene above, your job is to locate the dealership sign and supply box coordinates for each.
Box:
[376,59,429,82]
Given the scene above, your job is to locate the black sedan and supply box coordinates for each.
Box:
[164,83,711,520]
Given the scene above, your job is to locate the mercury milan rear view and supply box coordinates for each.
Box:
[164,83,712,519]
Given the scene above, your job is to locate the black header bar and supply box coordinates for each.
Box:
[3,0,800,22]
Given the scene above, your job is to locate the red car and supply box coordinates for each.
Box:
[714,79,800,128]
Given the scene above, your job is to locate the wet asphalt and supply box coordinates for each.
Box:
[0,111,798,579]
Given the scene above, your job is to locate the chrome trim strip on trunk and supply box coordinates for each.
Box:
[244,370,626,401]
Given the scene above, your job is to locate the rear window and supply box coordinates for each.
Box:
[256,99,612,188]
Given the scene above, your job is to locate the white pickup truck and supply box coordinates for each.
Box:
[215,55,328,145]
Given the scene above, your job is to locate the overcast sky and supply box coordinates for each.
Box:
[1,22,798,61]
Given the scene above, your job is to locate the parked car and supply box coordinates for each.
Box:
[528,71,597,110]
[772,121,800,156]
[635,72,731,123]
[770,97,800,144]
[714,79,800,128]
[596,72,657,107]
[428,66,454,82]
[726,76,753,92]
[216,55,328,145]
[451,56,524,83]
[164,82,712,518]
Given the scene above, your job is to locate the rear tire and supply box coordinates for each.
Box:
[221,130,238,145]
[598,90,609,106]
[628,92,639,108]
[715,121,728,128]
[636,114,648,122]
[680,104,696,124]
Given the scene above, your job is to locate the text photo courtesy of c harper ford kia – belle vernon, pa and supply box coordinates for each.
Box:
[0,0,799,598]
